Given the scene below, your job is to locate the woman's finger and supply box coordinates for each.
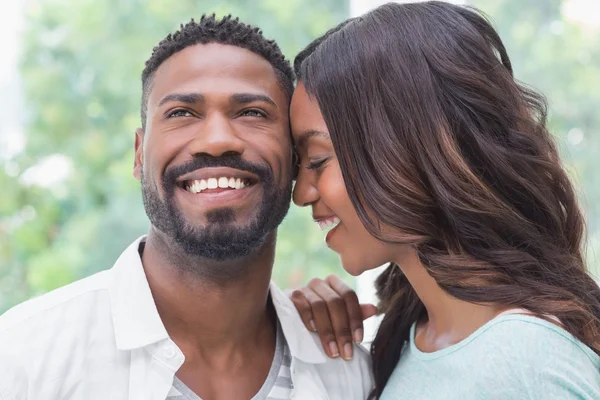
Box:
[301,281,341,358]
[310,278,354,360]
[290,288,316,332]
[325,274,365,343]
[360,303,378,320]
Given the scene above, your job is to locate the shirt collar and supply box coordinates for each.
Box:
[269,282,327,364]
[109,236,327,364]
[109,236,169,350]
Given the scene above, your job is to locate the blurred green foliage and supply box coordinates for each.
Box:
[0,0,598,312]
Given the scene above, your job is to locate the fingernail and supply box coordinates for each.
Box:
[353,328,363,343]
[343,343,353,360]
[328,341,339,358]
[309,320,317,332]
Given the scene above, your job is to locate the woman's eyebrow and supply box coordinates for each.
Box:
[295,129,330,148]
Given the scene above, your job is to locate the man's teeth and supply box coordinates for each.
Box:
[185,177,249,194]
[317,217,341,231]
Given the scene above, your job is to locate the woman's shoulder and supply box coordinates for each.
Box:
[475,314,600,398]
[481,314,599,363]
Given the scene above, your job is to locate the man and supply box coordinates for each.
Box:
[0,15,372,400]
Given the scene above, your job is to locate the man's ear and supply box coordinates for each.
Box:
[133,128,144,181]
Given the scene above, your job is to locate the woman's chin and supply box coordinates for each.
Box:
[340,255,371,277]
[341,253,391,277]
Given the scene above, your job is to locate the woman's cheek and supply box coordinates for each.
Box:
[322,161,353,210]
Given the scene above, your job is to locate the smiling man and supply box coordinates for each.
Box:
[0,15,372,400]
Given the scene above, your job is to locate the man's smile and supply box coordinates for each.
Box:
[172,166,262,210]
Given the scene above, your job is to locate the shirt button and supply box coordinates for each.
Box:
[163,344,177,359]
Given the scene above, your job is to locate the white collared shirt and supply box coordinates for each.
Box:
[0,237,373,400]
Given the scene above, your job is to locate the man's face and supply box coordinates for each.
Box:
[134,43,293,261]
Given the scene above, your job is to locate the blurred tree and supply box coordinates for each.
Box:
[0,0,348,312]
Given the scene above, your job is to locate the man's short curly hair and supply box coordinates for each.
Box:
[140,14,294,129]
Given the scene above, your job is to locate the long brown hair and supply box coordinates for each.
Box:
[295,1,600,397]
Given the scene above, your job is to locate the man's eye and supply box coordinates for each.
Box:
[240,109,266,118]
[167,109,193,118]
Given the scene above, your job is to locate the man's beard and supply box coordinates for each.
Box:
[141,155,292,262]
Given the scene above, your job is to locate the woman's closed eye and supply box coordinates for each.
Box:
[307,157,330,170]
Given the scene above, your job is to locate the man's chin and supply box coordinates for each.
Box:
[173,223,270,261]
[175,209,257,231]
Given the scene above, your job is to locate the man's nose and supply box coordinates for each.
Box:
[187,113,245,157]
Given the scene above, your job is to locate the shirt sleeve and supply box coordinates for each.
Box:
[360,344,375,399]
[312,340,374,400]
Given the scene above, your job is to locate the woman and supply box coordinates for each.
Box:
[289,1,600,399]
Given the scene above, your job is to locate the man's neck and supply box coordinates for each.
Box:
[141,228,278,361]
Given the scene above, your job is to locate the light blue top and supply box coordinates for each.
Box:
[381,314,600,399]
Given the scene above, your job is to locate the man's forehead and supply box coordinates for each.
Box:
[149,43,282,105]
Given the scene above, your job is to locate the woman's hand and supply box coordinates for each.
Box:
[290,275,378,360]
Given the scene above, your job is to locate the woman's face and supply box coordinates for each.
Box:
[290,82,400,276]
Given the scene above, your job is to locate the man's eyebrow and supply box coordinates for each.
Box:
[158,92,204,107]
[295,129,330,149]
[230,93,277,108]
